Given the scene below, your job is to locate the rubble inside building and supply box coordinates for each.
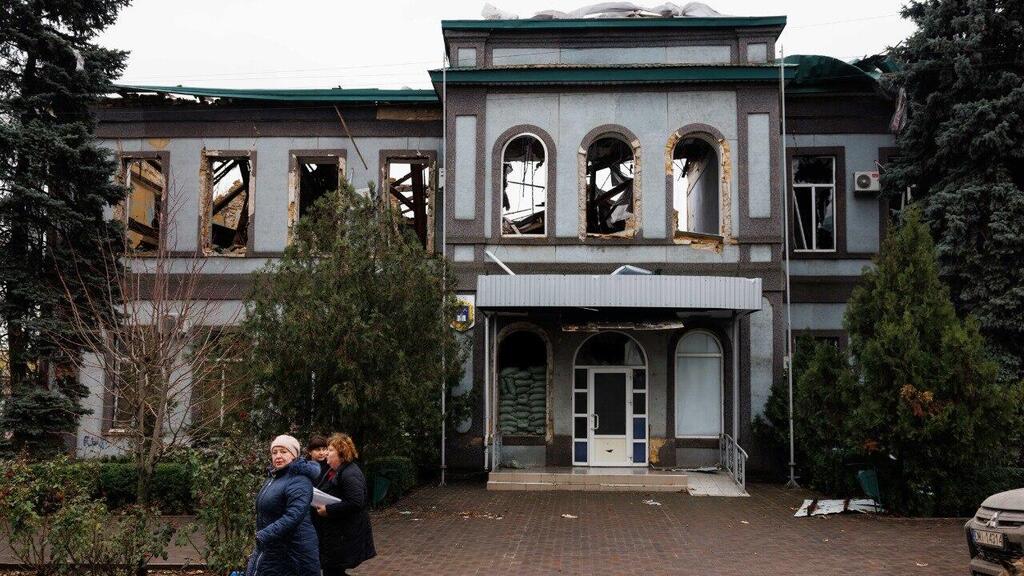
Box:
[501,135,547,235]
[121,157,163,253]
[585,137,636,236]
[298,158,341,218]
[205,156,252,255]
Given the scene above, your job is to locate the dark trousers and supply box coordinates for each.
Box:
[322,568,348,576]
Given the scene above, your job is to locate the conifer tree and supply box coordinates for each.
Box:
[886,0,1024,381]
[0,0,130,454]
[241,182,466,465]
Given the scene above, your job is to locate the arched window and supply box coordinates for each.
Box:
[497,331,548,436]
[674,331,723,438]
[584,137,635,235]
[501,135,547,236]
[671,136,719,236]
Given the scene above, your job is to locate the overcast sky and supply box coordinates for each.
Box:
[98,1,916,90]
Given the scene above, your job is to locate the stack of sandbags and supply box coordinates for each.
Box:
[498,365,547,435]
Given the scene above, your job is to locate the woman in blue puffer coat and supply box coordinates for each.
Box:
[251,434,322,576]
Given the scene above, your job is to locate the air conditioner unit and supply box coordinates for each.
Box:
[854,171,880,193]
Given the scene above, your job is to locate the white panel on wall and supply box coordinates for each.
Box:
[746,43,768,63]
[666,45,731,64]
[457,48,477,67]
[749,296,774,418]
[455,115,478,220]
[746,113,772,219]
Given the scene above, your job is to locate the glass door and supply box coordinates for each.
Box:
[589,369,629,466]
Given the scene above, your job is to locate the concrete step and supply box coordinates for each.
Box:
[487,480,687,492]
[486,470,688,492]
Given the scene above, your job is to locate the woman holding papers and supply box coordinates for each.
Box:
[313,433,377,576]
[250,434,322,576]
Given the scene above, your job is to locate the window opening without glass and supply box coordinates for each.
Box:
[792,156,836,251]
[501,135,547,235]
[671,137,719,236]
[585,137,635,236]
[204,156,252,255]
[121,158,164,253]
[497,331,547,437]
[385,158,432,249]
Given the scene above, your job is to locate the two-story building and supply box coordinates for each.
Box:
[76,6,896,490]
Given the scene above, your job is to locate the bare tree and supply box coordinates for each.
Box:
[54,162,247,505]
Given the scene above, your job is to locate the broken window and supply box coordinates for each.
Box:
[498,331,547,437]
[385,157,433,249]
[120,157,164,253]
[289,155,343,238]
[792,156,836,251]
[501,135,547,236]
[671,137,719,236]
[585,137,635,236]
[202,154,252,255]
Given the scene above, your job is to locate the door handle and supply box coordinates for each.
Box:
[592,413,600,431]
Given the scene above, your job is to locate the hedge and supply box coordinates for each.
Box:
[88,461,194,514]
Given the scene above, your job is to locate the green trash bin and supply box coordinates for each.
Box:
[856,468,881,503]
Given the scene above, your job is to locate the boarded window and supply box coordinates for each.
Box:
[671,137,719,236]
[501,135,547,236]
[385,157,433,249]
[585,137,635,235]
[792,156,836,251]
[122,157,164,253]
[497,331,547,437]
[204,155,252,255]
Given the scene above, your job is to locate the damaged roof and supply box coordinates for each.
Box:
[442,16,786,31]
[111,84,439,103]
[429,64,794,86]
[782,55,892,94]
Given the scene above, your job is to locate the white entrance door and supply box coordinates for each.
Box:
[589,369,630,466]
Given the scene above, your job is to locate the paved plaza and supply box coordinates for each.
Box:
[353,482,967,575]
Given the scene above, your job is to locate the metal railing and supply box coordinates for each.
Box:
[720,433,748,491]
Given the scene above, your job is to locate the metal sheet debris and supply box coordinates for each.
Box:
[794,498,883,517]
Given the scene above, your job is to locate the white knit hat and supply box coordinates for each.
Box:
[270,434,301,459]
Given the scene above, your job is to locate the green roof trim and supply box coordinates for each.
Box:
[782,55,882,94]
[429,65,793,85]
[442,16,786,31]
[112,84,439,103]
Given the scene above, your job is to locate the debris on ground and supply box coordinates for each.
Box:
[460,511,504,520]
[561,513,578,519]
[915,562,928,567]
[399,510,412,515]
[740,520,749,524]
[794,498,883,517]
[642,499,662,506]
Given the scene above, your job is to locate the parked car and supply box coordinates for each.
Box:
[965,488,1024,575]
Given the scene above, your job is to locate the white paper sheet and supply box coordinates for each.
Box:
[312,488,341,507]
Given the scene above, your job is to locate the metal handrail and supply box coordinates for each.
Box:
[720,433,748,491]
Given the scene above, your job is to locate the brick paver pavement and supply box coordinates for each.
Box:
[353,482,968,576]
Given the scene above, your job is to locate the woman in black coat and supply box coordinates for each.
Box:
[313,433,376,576]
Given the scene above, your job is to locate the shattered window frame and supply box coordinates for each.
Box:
[190,328,245,429]
[582,135,639,238]
[199,150,255,257]
[382,154,435,251]
[288,150,346,243]
[670,135,722,238]
[500,133,548,237]
[791,155,836,252]
[115,153,168,256]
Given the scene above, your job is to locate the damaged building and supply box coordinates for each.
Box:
[76,4,898,490]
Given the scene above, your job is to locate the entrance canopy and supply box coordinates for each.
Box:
[477,274,762,312]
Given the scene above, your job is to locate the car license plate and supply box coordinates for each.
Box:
[974,529,1004,548]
